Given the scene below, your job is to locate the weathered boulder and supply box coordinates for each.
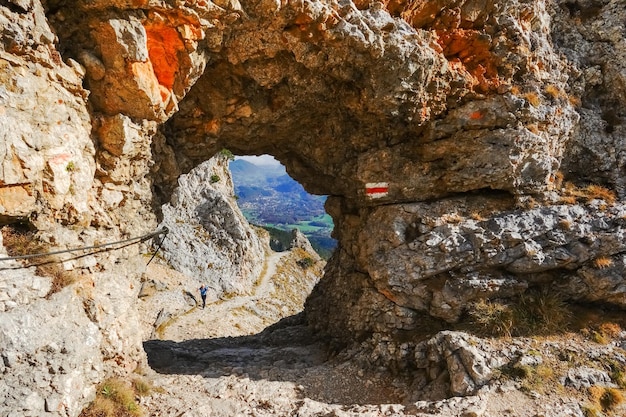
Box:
[290,228,316,254]
[561,366,614,390]
[415,331,503,397]
[0,289,103,416]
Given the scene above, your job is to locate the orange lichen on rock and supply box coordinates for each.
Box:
[0,185,36,216]
[294,12,314,25]
[145,22,184,90]
[285,12,333,42]
[130,61,162,99]
[436,29,499,93]
[204,119,220,136]
[378,287,399,303]
[159,85,171,103]
[385,0,442,28]
[179,23,203,42]
[352,0,371,9]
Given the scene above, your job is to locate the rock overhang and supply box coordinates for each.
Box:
[157,0,577,206]
[43,0,578,207]
[34,0,626,344]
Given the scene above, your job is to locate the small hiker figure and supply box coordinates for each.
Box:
[199,284,208,309]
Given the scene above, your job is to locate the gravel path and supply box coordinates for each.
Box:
[136,253,626,417]
[156,250,289,341]
[138,250,414,416]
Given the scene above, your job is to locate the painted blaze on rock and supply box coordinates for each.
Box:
[365,182,389,199]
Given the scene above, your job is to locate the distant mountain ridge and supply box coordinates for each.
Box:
[229,159,336,258]
[229,159,286,186]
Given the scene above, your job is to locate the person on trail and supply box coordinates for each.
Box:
[199,284,208,308]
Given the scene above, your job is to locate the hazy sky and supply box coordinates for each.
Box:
[235,154,281,166]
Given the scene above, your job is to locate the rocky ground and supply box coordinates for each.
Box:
[133,249,626,417]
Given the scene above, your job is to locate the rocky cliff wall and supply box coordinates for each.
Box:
[0,2,266,413]
[159,154,266,298]
[1,0,625,415]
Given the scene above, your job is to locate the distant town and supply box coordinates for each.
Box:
[230,157,336,259]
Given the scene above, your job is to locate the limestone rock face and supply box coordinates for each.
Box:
[0,288,103,416]
[0,230,151,417]
[1,4,183,417]
[551,0,626,193]
[0,0,94,226]
[1,0,626,413]
[346,197,626,322]
[159,154,266,297]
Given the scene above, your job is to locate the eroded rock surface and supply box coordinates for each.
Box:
[1,0,626,415]
[162,0,580,204]
[159,155,266,298]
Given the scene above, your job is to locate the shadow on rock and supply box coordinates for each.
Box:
[143,314,409,406]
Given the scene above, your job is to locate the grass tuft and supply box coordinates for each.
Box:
[468,289,571,337]
[512,289,571,335]
[582,404,602,417]
[132,378,152,396]
[585,322,623,345]
[559,195,578,205]
[569,95,582,107]
[597,322,622,338]
[558,182,617,205]
[545,84,560,99]
[80,378,144,417]
[588,386,625,413]
[501,363,556,394]
[558,219,572,230]
[468,299,514,337]
[611,369,626,389]
[296,257,315,269]
[39,264,77,297]
[592,256,613,269]
[469,211,486,221]
[524,92,541,107]
[554,171,565,186]
[1,225,45,256]
[600,358,626,389]
[585,185,617,204]
[441,213,463,223]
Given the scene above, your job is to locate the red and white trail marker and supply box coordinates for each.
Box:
[365,182,389,199]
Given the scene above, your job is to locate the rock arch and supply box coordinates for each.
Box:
[41,0,626,353]
[145,0,583,344]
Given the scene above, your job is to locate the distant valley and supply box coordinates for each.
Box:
[229,158,336,259]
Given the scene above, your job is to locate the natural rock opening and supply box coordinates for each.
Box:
[141,0,586,353]
[39,0,625,359]
[229,154,336,258]
[3,0,626,413]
